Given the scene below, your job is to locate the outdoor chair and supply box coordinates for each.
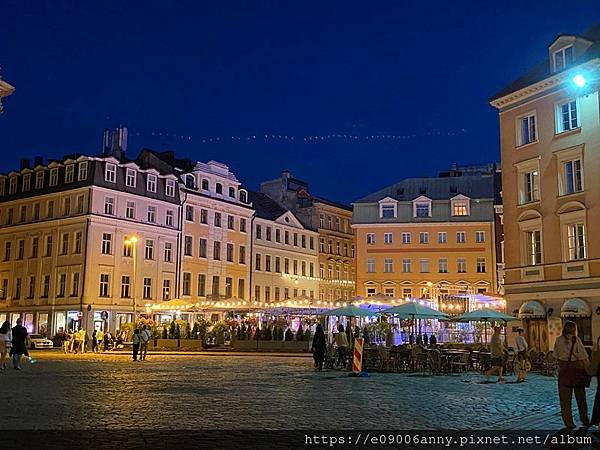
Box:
[450,352,470,373]
[378,345,394,372]
[428,349,443,374]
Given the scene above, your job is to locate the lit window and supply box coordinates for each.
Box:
[525,230,542,265]
[567,223,586,260]
[452,199,469,216]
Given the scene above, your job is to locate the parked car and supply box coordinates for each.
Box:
[29,334,54,349]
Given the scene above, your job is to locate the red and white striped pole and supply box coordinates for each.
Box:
[352,338,364,373]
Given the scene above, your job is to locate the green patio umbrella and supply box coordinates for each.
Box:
[318,304,376,317]
[381,302,448,341]
[453,308,517,343]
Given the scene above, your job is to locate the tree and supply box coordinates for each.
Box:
[169,320,176,339]
[295,323,304,341]
[284,328,293,342]
[185,322,191,340]
[174,324,181,339]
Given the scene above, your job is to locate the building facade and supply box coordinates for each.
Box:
[260,172,355,301]
[249,191,319,303]
[491,22,600,350]
[0,139,182,335]
[352,172,499,308]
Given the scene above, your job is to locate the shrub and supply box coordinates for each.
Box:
[174,324,181,339]
[162,327,168,339]
[295,324,304,341]
[284,328,293,342]
[169,321,176,339]
[264,326,272,341]
[304,328,312,341]
[278,327,284,341]
[185,322,191,340]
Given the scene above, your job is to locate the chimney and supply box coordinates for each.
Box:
[20,158,30,170]
[110,126,128,161]
[102,128,111,154]
[34,156,43,167]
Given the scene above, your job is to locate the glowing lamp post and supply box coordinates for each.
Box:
[572,74,587,88]
[125,236,139,326]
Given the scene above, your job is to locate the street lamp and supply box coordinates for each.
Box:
[125,236,139,326]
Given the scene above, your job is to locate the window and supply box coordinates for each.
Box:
[380,204,396,218]
[184,236,193,256]
[402,232,411,244]
[475,231,485,243]
[240,218,247,232]
[197,208,207,224]
[452,199,469,217]
[78,161,88,181]
[62,197,71,216]
[57,274,66,297]
[211,276,219,296]
[476,257,486,273]
[525,230,542,265]
[255,253,261,271]
[99,274,110,297]
[567,223,586,260]
[420,258,429,273]
[125,168,136,187]
[228,215,235,230]
[123,241,132,257]
[228,187,235,198]
[439,258,448,273]
[121,276,131,298]
[254,285,261,302]
[553,46,573,72]
[438,232,447,244]
[293,260,298,275]
[47,201,54,218]
[35,171,44,189]
[366,233,375,245]
[45,235,53,257]
[213,241,221,260]
[327,239,333,253]
[293,233,298,247]
[17,239,24,260]
[201,179,209,190]
[104,197,115,215]
[27,277,35,298]
[419,232,429,244]
[384,258,393,273]
[162,279,171,300]
[101,233,112,255]
[240,190,248,204]
[414,202,431,218]
[239,245,246,264]
[126,201,135,219]
[319,214,324,228]
[71,273,79,297]
[20,205,27,222]
[264,286,270,302]
[556,99,579,133]
[182,273,191,296]
[457,258,467,273]
[285,231,290,245]
[42,275,50,298]
[226,243,234,262]
[563,159,583,194]
[145,240,154,260]
[517,113,537,146]
[456,231,466,243]
[147,206,156,223]
[76,195,84,214]
[64,165,73,185]
[402,259,411,273]
[216,183,223,194]
[105,163,116,183]
[309,262,315,278]
[327,216,332,229]
[143,278,152,299]
[164,242,173,262]
[147,174,157,192]
[166,210,174,227]
[165,179,176,197]
[214,212,221,227]
[384,233,393,244]
[199,239,207,258]
[301,260,305,276]
[3,241,10,261]
[197,274,207,297]
[225,277,233,298]
[309,236,314,250]
[5,208,12,225]
[22,174,31,191]
[185,205,194,222]
[523,170,540,203]
[284,258,290,274]
[60,233,69,255]
[319,238,324,252]
[49,168,59,186]
[367,259,375,273]
[335,217,340,231]
[12,277,22,299]
[185,175,195,189]
[256,224,262,239]
[237,278,245,299]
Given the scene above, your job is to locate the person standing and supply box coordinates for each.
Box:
[311,324,327,371]
[96,329,104,352]
[335,324,349,369]
[0,320,12,370]
[103,332,110,352]
[10,318,28,370]
[140,325,151,361]
[132,329,141,361]
[92,329,98,353]
[555,321,590,430]
[515,328,529,382]
[484,326,505,383]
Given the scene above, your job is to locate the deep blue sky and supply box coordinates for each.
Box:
[1,1,599,203]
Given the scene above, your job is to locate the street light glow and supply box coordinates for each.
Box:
[573,74,587,88]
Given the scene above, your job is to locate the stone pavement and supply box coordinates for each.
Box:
[0,351,592,431]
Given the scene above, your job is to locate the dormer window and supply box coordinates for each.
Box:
[239,190,248,203]
[201,179,209,190]
[228,187,235,198]
[125,168,136,187]
[65,164,74,183]
[553,46,573,72]
[216,183,223,194]
[35,171,44,189]
[9,176,17,194]
[378,197,398,219]
[49,168,59,186]
[165,179,176,197]
[147,174,157,192]
[22,174,31,192]
[105,163,116,183]
[185,175,195,189]
[412,196,432,218]
[451,195,470,217]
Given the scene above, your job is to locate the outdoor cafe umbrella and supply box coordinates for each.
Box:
[381,302,449,338]
[452,308,517,343]
[318,304,376,318]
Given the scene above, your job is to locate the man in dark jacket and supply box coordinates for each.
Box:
[11,318,28,370]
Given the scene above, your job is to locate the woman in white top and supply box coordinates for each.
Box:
[0,320,12,370]
[554,321,590,430]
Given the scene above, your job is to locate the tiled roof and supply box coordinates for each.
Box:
[355,175,496,203]
[490,21,600,101]
[248,190,287,221]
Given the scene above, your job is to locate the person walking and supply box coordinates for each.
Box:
[555,321,591,431]
[335,324,349,370]
[515,328,530,382]
[0,320,12,370]
[132,328,141,361]
[311,324,327,371]
[140,325,151,361]
[484,326,505,383]
[10,318,28,370]
[92,329,98,353]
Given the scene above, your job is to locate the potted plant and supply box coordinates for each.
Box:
[211,321,228,345]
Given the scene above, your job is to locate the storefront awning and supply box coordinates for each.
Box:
[561,298,591,318]
[518,300,546,319]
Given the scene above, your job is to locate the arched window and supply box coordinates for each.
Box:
[185,174,195,189]
[228,187,235,198]
[201,179,209,190]
[239,190,247,203]
[216,183,223,194]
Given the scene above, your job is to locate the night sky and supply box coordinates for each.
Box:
[1,1,598,204]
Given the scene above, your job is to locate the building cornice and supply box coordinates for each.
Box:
[351,221,493,229]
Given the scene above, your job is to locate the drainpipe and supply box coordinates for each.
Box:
[175,189,187,298]
[248,213,256,302]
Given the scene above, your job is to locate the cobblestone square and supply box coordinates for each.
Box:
[0,351,584,431]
